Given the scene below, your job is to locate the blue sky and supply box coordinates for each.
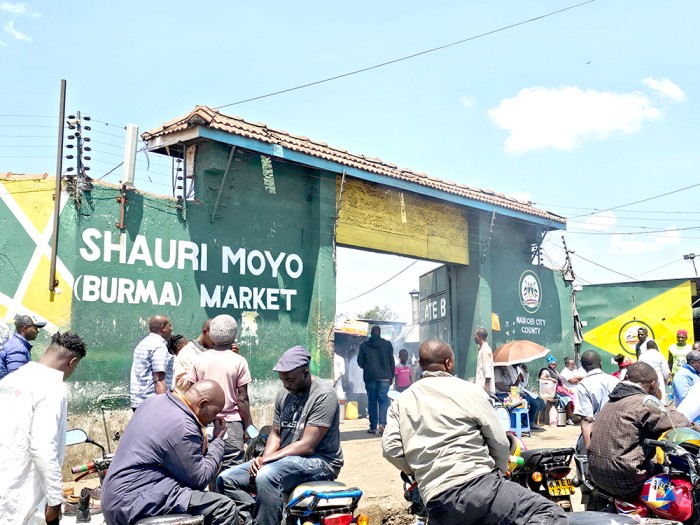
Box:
[2,1,699,322]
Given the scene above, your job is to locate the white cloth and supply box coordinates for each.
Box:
[677,381,700,422]
[475,342,495,394]
[560,366,585,391]
[638,349,671,403]
[333,354,346,400]
[345,353,366,395]
[0,362,68,525]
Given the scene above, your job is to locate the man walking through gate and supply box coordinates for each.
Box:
[358,325,394,434]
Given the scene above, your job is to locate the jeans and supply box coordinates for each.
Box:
[188,490,238,525]
[366,380,391,430]
[426,470,568,524]
[217,455,334,525]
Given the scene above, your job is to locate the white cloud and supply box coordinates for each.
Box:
[0,1,27,14]
[643,77,686,103]
[4,20,30,41]
[488,86,662,154]
[579,211,617,232]
[609,229,681,255]
[460,95,476,109]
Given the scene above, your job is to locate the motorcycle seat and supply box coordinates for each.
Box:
[568,511,638,524]
[135,515,204,524]
[287,481,354,509]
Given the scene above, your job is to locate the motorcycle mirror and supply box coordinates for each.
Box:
[642,395,666,415]
[66,428,89,446]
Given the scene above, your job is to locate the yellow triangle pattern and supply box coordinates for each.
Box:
[20,255,72,327]
[10,178,57,235]
[583,281,693,359]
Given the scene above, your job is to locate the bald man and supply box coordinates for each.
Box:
[130,314,174,410]
[382,339,567,524]
[102,379,237,525]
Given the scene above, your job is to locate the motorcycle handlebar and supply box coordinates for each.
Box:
[643,439,667,448]
[71,461,95,474]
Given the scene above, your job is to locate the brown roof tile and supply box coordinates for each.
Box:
[142,106,565,224]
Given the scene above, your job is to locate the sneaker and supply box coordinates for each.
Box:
[567,419,576,426]
[367,429,377,434]
[378,425,385,435]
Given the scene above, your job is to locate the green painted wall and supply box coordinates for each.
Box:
[448,214,573,381]
[50,144,336,406]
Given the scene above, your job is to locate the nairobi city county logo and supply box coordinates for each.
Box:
[519,270,541,314]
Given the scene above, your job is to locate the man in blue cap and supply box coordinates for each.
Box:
[217,345,343,525]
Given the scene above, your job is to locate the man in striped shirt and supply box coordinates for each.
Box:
[130,315,174,410]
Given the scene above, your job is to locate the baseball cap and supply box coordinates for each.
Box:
[15,314,47,329]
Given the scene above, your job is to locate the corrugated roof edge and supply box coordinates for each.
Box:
[142,106,566,224]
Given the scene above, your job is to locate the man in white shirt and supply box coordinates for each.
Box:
[474,328,494,395]
[638,340,670,403]
[0,331,87,525]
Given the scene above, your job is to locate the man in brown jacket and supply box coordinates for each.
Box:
[588,361,700,500]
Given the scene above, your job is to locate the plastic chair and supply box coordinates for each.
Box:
[509,407,531,438]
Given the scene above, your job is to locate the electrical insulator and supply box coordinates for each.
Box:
[84,166,90,171]
[176,167,183,171]
[84,156,91,161]
[84,126,91,130]
[74,131,81,137]
[84,147,91,152]
[68,125,75,130]
[68,115,75,119]
[66,155,74,159]
[83,137,91,142]
[176,185,183,190]
[83,116,91,121]
[66,144,74,149]
[68,135,75,140]
[67,167,74,172]
[177,176,183,180]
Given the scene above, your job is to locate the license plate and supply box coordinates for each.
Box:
[547,478,573,496]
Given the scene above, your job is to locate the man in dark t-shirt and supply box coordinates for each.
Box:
[217,346,343,525]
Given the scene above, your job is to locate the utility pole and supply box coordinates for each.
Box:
[562,236,584,368]
[49,79,66,292]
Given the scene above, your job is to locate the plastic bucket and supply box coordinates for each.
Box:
[339,399,346,421]
[345,401,358,420]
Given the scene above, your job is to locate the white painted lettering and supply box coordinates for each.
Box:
[222,247,246,274]
[159,282,177,306]
[266,288,280,310]
[279,288,297,310]
[222,286,239,309]
[117,278,135,304]
[247,250,265,276]
[80,228,102,262]
[134,279,159,304]
[285,254,303,278]
[265,251,285,278]
[155,238,177,269]
[127,235,153,266]
[239,287,252,309]
[82,275,101,301]
[103,232,126,264]
[200,284,221,308]
[177,241,199,270]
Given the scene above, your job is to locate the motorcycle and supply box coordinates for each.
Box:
[573,395,700,524]
[63,428,113,524]
[505,433,576,511]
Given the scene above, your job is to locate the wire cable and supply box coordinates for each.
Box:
[571,253,636,281]
[215,0,596,109]
[337,260,419,304]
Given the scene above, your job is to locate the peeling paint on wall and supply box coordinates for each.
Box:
[261,156,276,195]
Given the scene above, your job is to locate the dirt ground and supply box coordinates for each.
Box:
[336,417,584,523]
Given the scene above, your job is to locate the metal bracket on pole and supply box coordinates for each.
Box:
[116,185,128,229]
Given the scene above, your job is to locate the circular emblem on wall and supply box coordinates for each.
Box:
[618,320,655,355]
[519,270,541,314]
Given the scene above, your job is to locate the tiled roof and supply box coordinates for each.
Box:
[143,106,565,224]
